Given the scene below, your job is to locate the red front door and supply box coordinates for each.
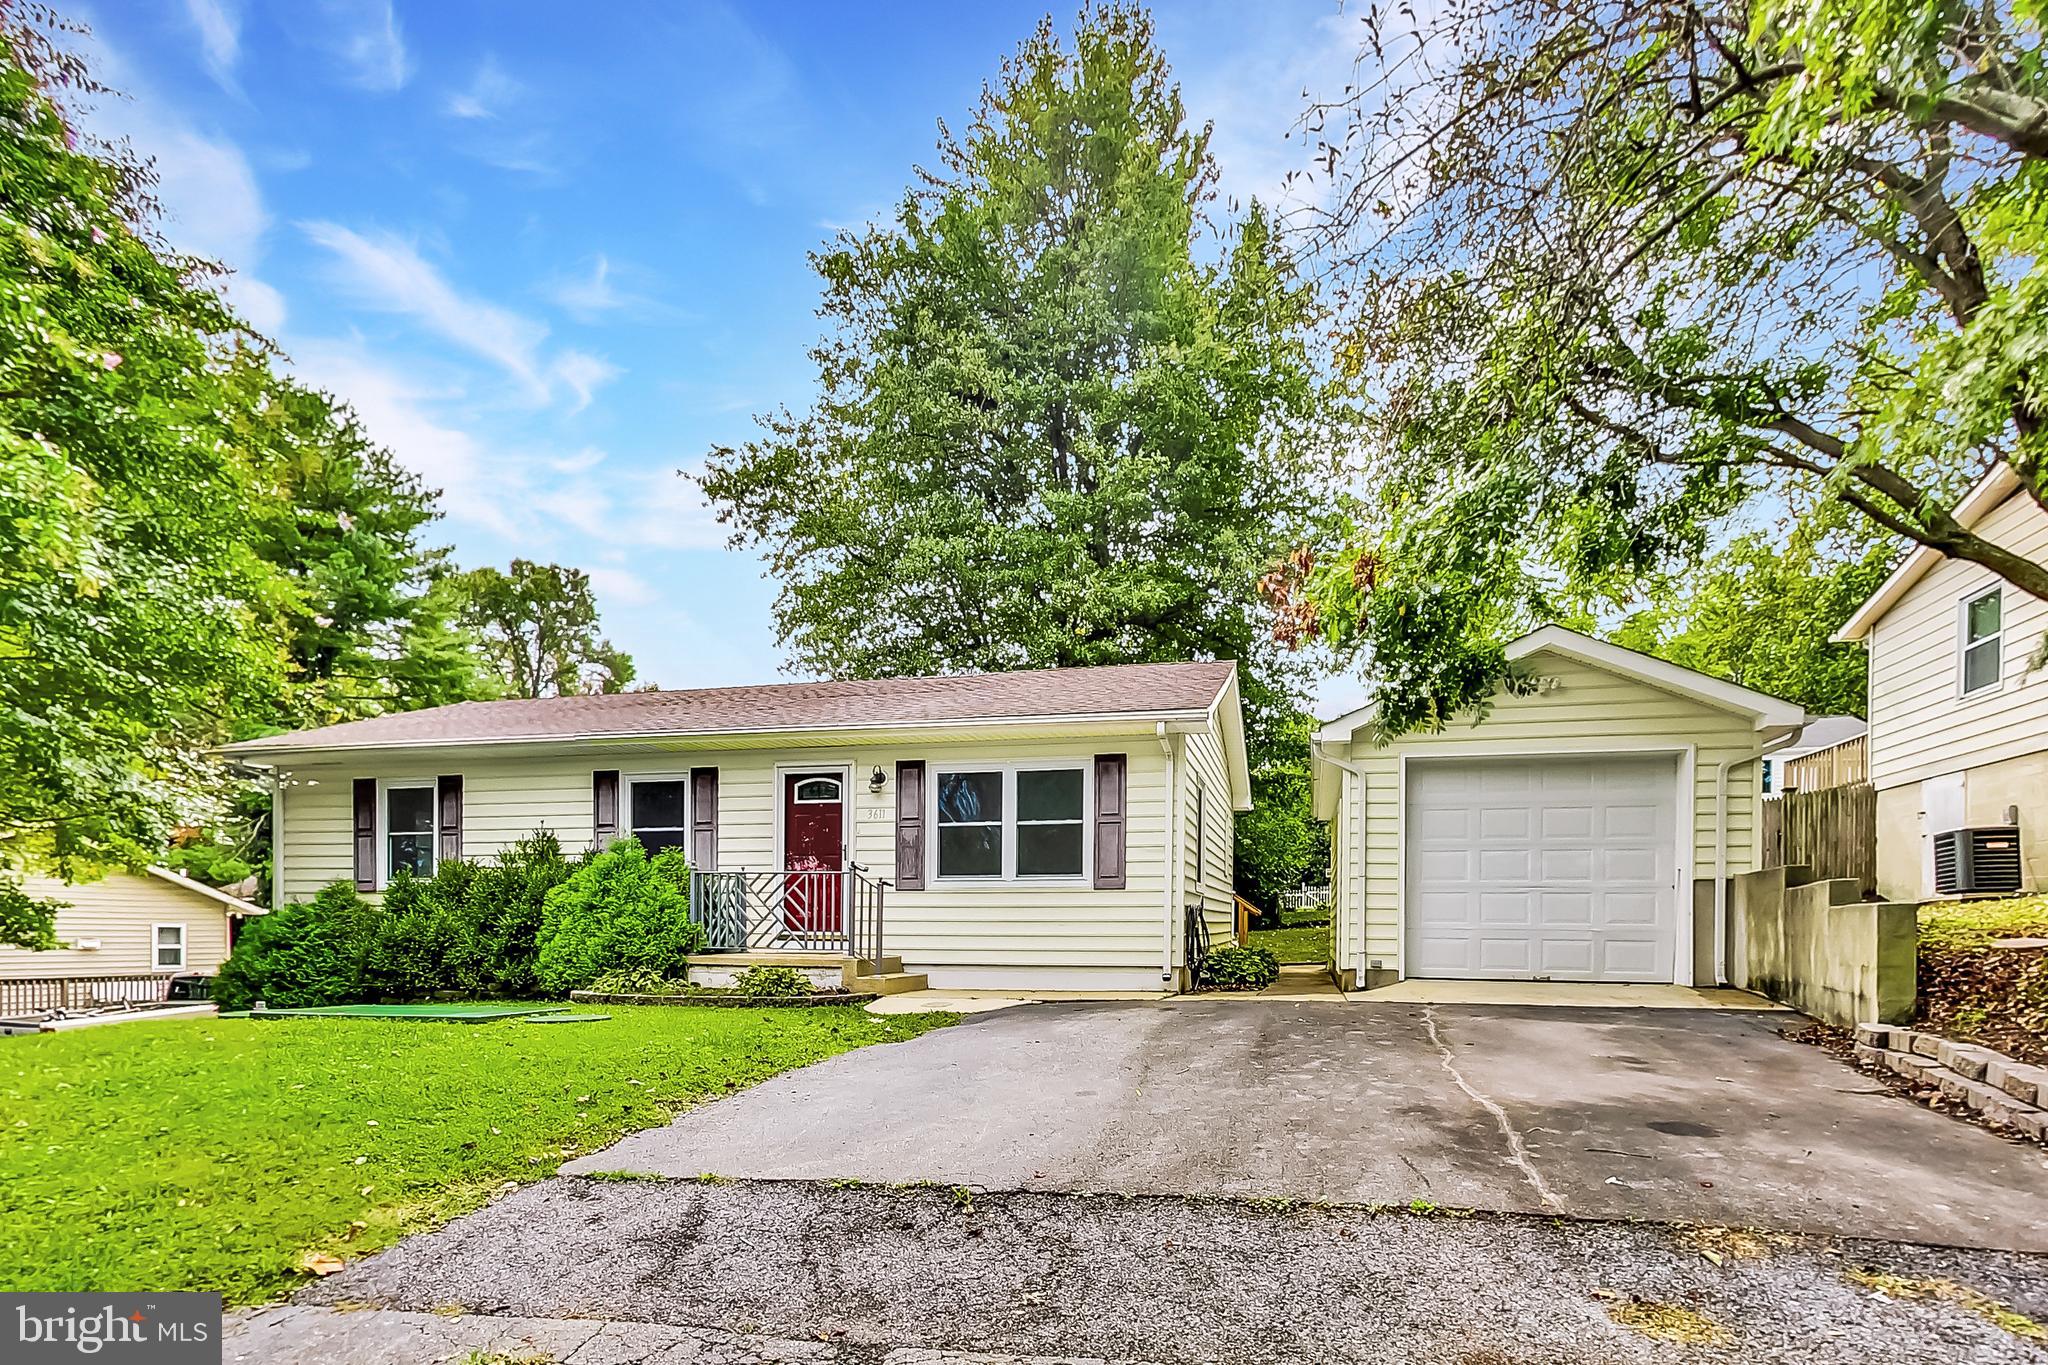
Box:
[783,773,844,935]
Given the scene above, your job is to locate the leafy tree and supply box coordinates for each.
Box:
[445,560,634,698]
[1604,512,1899,718]
[1271,0,2048,732]
[0,14,279,946]
[1232,713,1329,917]
[231,361,498,730]
[697,4,1333,749]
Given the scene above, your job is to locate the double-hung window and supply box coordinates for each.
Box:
[384,782,436,881]
[629,778,689,856]
[1960,587,2003,697]
[153,924,185,970]
[934,763,1087,881]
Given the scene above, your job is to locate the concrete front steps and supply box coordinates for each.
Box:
[681,950,928,996]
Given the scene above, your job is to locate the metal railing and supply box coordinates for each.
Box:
[0,974,175,1016]
[689,866,887,964]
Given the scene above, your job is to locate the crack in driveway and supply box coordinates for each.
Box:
[1420,1005,1565,1214]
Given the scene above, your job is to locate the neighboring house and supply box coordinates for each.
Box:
[1766,715,1867,794]
[1312,626,1806,990]
[0,869,265,991]
[1835,468,2048,900]
[221,661,1249,992]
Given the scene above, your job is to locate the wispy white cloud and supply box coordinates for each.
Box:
[550,255,624,317]
[445,54,521,119]
[322,0,410,92]
[551,351,620,414]
[183,0,240,88]
[302,222,614,409]
[585,566,656,608]
[545,254,681,323]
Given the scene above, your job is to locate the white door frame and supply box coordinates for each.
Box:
[1396,741,1697,986]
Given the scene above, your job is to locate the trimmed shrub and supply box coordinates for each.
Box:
[730,964,812,998]
[535,839,707,994]
[212,833,584,1008]
[1199,944,1280,992]
[212,883,379,1010]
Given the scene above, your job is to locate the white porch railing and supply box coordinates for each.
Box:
[689,867,887,964]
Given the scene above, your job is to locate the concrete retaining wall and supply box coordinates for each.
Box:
[1729,866,1916,1025]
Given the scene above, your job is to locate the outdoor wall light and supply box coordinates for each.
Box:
[868,766,887,793]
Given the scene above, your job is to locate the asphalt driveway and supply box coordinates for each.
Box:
[564,998,2048,1250]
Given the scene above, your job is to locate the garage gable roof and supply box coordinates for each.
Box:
[1316,624,1806,744]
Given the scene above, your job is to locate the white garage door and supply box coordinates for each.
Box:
[1405,755,1678,983]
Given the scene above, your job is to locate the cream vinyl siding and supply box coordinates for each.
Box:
[1327,655,1762,975]
[0,875,235,979]
[1178,727,1234,950]
[1866,492,2048,791]
[279,735,1178,987]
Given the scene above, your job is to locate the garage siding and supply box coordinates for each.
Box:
[1179,727,1235,954]
[0,874,238,979]
[1329,657,1763,977]
[279,736,1177,989]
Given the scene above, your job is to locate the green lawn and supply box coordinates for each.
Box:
[0,1005,951,1303]
[1248,905,1330,964]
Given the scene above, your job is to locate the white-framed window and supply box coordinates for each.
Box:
[628,775,690,857]
[382,780,436,883]
[933,761,1089,882]
[153,923,186,970]
[1959,586,2003,697]
[793,776,842,804]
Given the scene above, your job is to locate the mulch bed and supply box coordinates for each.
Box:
[568,989,879,1009]
[1917,942,2048,1069]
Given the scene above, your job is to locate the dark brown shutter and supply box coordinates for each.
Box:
[437,775,464,863]
[895,760,925,890]
[592,770,620,849]
[690,767,718,870]
[352,778,377,891]
[1093,753,1127,890]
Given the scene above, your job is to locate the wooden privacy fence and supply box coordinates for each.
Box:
[1762,783,1877,897]
[1782,735,1869,792]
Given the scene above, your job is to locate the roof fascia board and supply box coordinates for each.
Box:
[224,708,1220,762]
[1835,465,2022,642]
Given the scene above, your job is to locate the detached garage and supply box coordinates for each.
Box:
[1312,627,1806,990]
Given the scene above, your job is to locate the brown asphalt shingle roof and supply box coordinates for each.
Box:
[223,660,1238,755]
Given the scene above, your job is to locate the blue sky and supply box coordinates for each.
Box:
[73,0,1364,706]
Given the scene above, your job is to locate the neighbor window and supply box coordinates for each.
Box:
[935,764,1087,880]
[153,924,185,970]
[385,782,436,881]
[630,778,689,857]
[1961,587,2002,696]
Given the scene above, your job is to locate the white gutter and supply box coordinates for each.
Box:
[1158,721,1177,986]
[219,706,1222,760]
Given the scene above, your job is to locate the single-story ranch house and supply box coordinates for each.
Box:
[222,661,1247,992]
[1313,627,1807,991]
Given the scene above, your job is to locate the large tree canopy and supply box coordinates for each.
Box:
[699,4,1336,910]
[445,560,635,699]
[0,20,279,945]
[1271,0,2048,733]
[698,4,1333,744]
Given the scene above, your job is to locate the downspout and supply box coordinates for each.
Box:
[1158,721,1177,986]
[1311,739,1369,979]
